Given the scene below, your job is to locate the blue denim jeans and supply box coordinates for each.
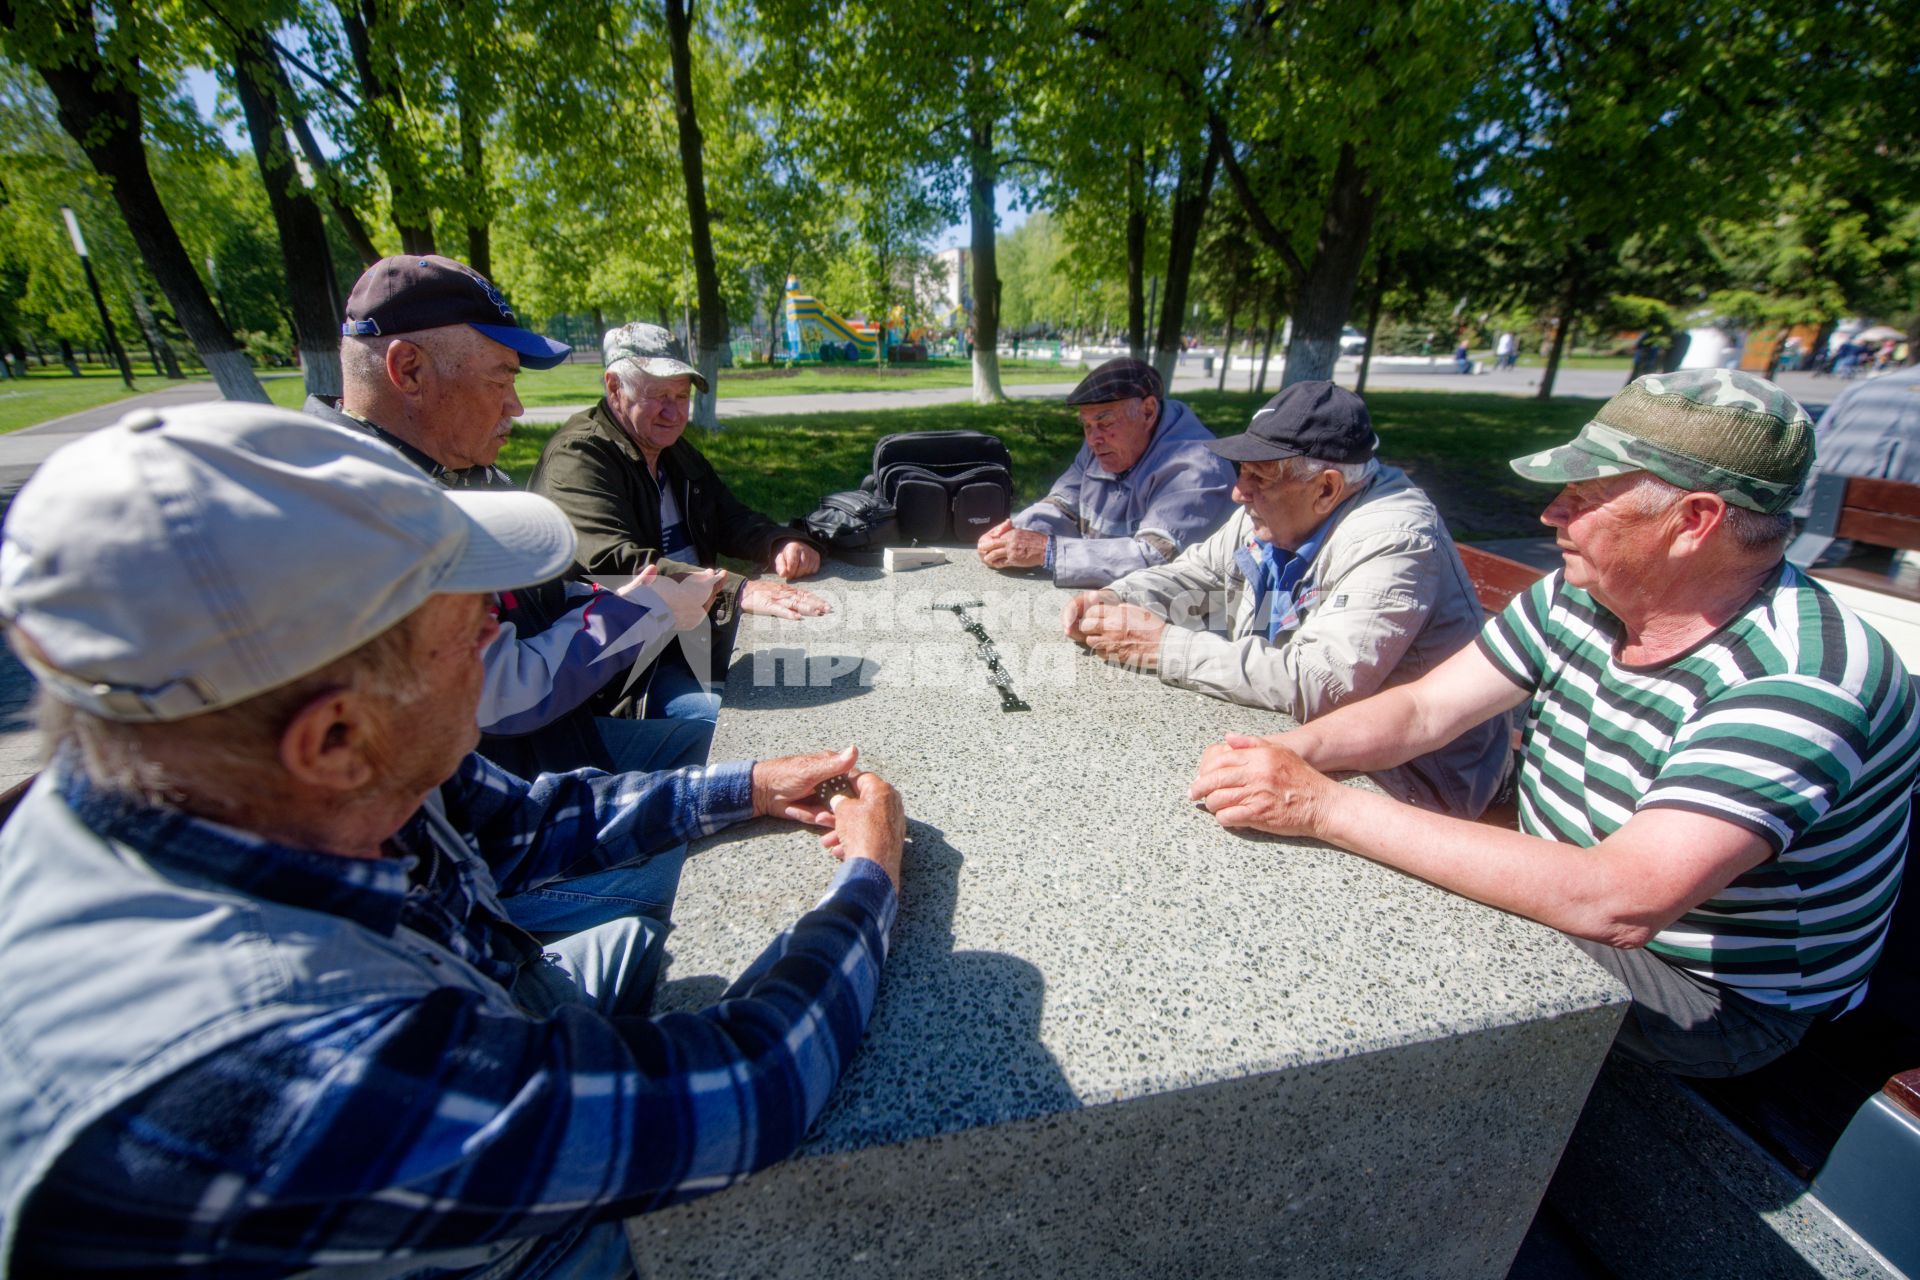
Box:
[640,614,740,726]
[502,716,712,937]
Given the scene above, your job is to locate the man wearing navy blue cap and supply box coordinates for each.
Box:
[304,259,727,928]
[307,254,572,487]
[1064,381,1509,818]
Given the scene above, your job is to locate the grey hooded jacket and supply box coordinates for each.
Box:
[1107,464,1510,817]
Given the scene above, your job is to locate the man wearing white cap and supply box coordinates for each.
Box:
[0,404,905,1277]
[531,322,831,724]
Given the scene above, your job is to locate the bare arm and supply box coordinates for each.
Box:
[1190,737,1772,947]
[1269,641,1529,774]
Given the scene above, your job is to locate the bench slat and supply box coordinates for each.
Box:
[1834,508,1920,552]
[1457,544,1548,614]
[1840,477,1920,520]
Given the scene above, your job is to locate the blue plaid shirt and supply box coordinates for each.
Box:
[20,753,897,1277]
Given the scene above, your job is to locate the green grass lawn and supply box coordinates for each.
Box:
[497,387,1592,543]
[508,357,1079,407]
[0,368,152,434]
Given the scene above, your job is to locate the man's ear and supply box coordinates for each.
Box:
[603,369,621,400]
[1311,468,1346,515]
[385,339,430,397]
[1668,493,1728,555]
[279,687,376,792]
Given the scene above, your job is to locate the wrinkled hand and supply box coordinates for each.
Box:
[975,520,1049,570]
[740,576,831,619]
[818,772,906,891]
[1188,733,1336,837]
[1060,589,1119,641]
[1076,601,1167,672]
[771,540,822,581]
[619,564,725,630]
[752,745,860,826]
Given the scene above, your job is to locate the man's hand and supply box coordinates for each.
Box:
[740,577,831,619]
[619,564,725,630]
[1060,588,1119,641]
[1075,600,1167,672]
[771,540,822,581]
[818,772,906,891]
[752,745,860,826]
[975,519,1049,570]
[1189,733,1338,837]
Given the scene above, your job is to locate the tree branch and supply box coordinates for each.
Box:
[1207,110,1306,281]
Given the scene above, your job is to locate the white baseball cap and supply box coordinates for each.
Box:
[0,401,577,722]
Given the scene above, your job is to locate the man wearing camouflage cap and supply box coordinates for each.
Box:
[1190,369,1915,1077]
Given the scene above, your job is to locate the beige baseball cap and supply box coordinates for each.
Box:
[0,402,577,722]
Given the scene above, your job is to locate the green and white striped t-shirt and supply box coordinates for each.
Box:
[1477,564,1916,1012]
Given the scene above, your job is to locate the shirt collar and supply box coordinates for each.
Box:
[55,750,416,938]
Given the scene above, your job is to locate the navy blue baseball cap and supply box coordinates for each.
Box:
[342,255,572,370]
[1206,381,1378,464]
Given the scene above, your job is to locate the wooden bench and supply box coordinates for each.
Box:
[1458,535,1919,1273]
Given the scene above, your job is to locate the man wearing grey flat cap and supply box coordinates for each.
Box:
[977,356,1234,587]
[531,322,830,725]
[1066,380,1507,817]
[0,402,905,1277]
[1190,370,1915,1077]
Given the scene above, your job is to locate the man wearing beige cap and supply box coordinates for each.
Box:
[531,322,830,724]
[1191,369,1915,1077]
[0,403,904,1277]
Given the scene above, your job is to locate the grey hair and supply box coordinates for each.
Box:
[339,326,486,394]
[26,612,425,810]
[1618,473,1794,552]
[1278,455,1379,490]
[606,360,691,398]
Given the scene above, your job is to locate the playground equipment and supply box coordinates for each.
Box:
[784,279,952,361]
[785,279,880,361]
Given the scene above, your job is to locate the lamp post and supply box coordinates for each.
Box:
[59,206,134,389]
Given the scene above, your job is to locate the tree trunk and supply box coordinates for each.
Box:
[765,271,788,361]
[1125,140,1146,361]
[129,285,183,379]
[1762,324,1792,380]
[1257,286,1282,393]
[1152,140,1219,385]
[455,47,492,279]
[234,27,342,398]
[1354,269,1385,397]
[1279,144,1378,388]
[665,0,726,428]
[286,105,381,267]
[1536,272,1580,401]
[966,112,1006,403]
[17,4,267,401]
[1217,286,1238,392]
[337,0,436,254]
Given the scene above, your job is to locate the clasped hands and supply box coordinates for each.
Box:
[975,519,1049,570]
[1060,589,1166,672]
[750,745,907,889]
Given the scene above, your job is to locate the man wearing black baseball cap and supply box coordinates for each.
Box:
[1064,380,1508,817]
[977,357,1234,587]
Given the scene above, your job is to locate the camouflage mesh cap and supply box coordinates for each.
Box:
[1508,369,1814,513]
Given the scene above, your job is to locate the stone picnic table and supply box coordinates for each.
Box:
[630,552,1627,1278]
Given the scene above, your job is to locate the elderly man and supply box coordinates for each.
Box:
[0,403,905,1277]
[305,255,721,782]
[1191,371,1915,1078]
[531,323,829,724]
[1065,382,1508,817]
[976,357,1234,587]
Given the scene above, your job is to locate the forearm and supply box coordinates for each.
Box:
[1051,533,1173,588]
[1310,785,1646,945]
[477,590,675,734]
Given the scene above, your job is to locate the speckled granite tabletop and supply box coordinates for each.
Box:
[638,552,1627,1277]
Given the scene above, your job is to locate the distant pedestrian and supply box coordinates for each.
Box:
[1453,336,1472,375]
[1495,332,1517,371]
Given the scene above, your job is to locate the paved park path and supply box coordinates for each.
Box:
[0,359,1840,791]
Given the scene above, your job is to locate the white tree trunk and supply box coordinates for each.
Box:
[204,348,270,403]
[693,344,723,430]
[971,347,1005,404]
[300,344,342,399]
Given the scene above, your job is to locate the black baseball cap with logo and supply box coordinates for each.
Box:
[342,255,572,370]
[1205,380,1378,464]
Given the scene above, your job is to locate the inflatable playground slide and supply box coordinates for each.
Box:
[784,279,879,360]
